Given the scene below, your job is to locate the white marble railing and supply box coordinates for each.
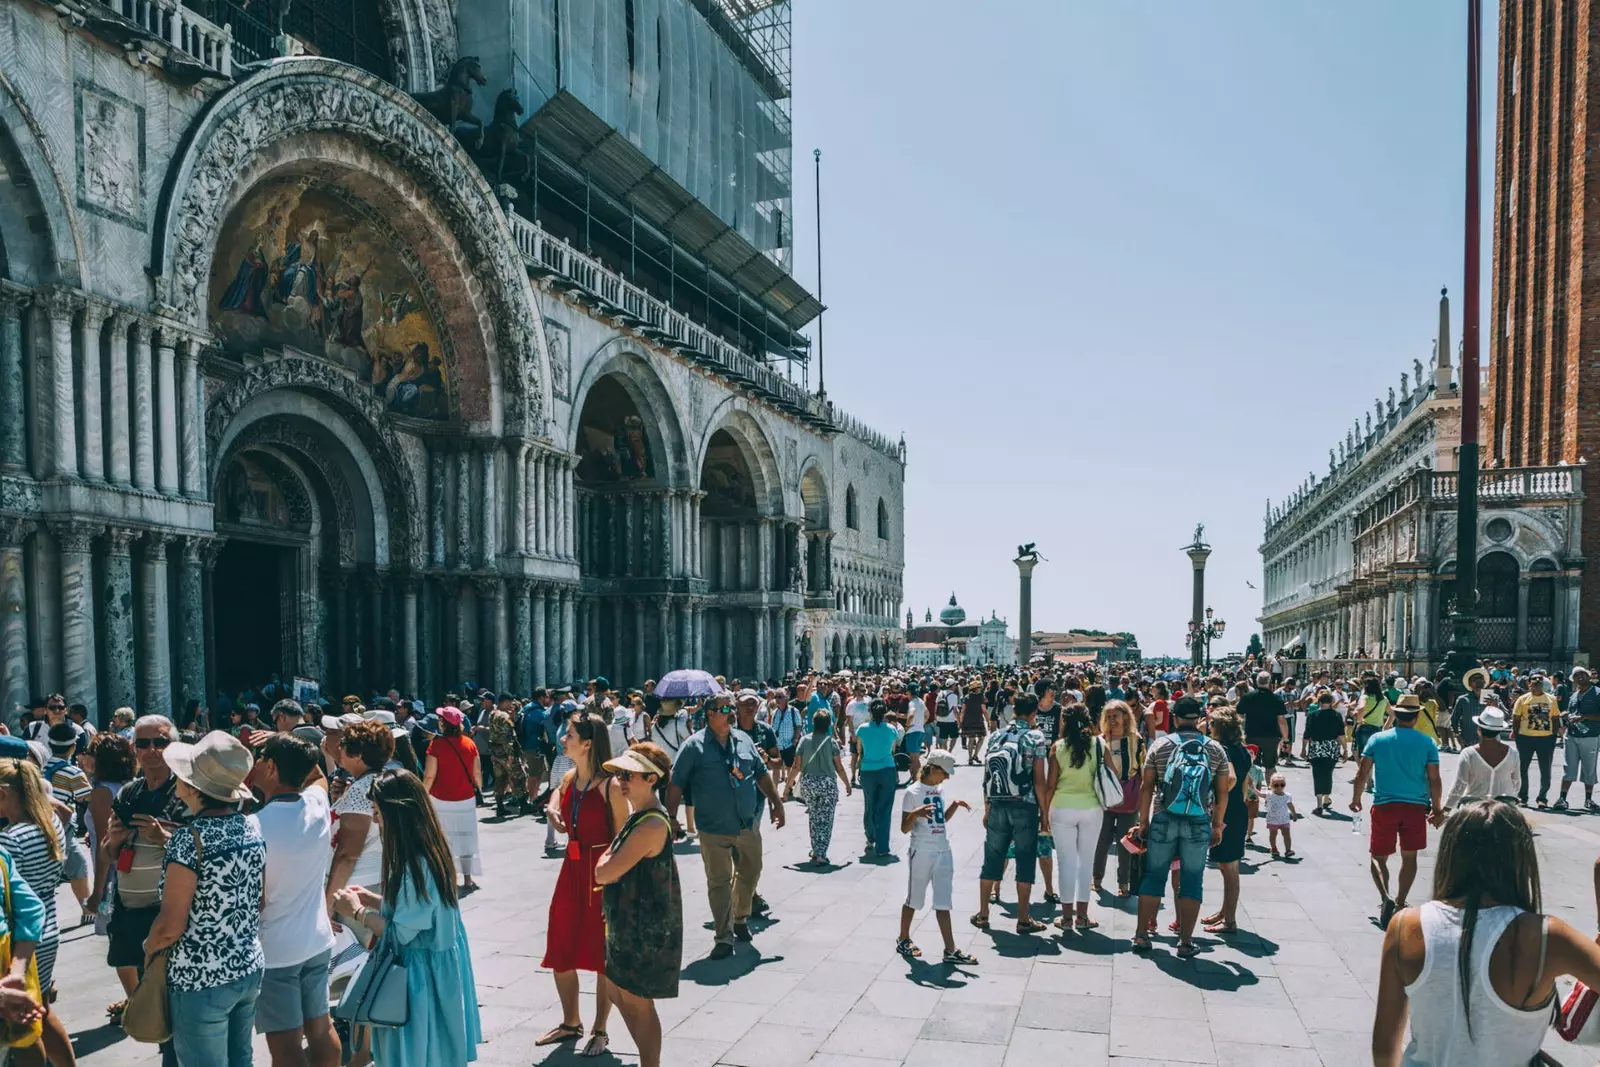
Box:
[95,0,233,76]
[508,212,903,464]
[1430,466,1579,501]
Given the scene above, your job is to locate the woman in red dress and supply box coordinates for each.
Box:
[536,712,629,1057]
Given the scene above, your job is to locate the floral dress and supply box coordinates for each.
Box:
[601,810,681,1000]
[161,812,266,992]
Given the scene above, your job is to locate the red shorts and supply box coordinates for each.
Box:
[1370,802,1429,857]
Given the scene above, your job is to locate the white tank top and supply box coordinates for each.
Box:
[1401,902,1551,1067]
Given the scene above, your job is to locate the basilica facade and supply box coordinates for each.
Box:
[0,0,905,722]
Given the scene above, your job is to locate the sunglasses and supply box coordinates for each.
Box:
[614,770,657,783]
[46,704,64,711]
[134,737,171,750]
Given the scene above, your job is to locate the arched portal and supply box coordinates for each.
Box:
[1477,551,1520,654]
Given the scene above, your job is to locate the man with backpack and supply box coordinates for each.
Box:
[971,693,1051,935]
[1131,696,1233,957]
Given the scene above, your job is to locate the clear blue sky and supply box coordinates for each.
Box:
[786,1,1493,658]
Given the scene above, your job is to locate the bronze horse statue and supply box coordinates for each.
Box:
[480,89,532,184]
[415,56,487,150]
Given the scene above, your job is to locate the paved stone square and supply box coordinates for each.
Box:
[48,749,1600,1065]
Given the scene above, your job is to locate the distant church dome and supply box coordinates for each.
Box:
[939,593,967,626]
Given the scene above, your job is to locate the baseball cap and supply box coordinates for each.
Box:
[924,751,957,776]
[320,712,362,731]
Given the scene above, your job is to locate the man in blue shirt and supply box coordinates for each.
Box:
[1350,694,1442,929]
[518,690,553,815]
[667,693,785,959]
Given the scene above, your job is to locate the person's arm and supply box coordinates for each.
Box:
[1443,751,1471,811]
[832,745,851,793]
[325,813,371,911]
[757,769,785,828]
[1372,912,1411,1067]
[1136,761,1157,832]
[595,813,669,885]
[86,787,115,910]
[1427,763,1444,826]
[1041,746,1060,814]
[901,791,930,834]
[422,752,439,793]
[547,769,576,831]
[1350,756,1374,810]
[1210,757,1233,846]
[144,856,196,956]
[468,740,484,790]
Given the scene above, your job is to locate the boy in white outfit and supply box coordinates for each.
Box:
[897,751,979,965]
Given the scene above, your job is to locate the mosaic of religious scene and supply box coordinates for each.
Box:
[701,431,757,513]
[575,378,655,483]
[209,181,454,418]
[222,456,290,527]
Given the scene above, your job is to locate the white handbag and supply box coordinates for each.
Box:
[1092,740,1125,811]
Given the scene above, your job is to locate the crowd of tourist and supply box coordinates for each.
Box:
[4,652,1600,1064]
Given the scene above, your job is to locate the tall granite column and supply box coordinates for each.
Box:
[693,603,704,666]
[562,457,575,558]
[105,313,131,485]
[480,577,506,693]
[533,452,548,554]
[478,445,497,566]
[131,321,155,491]
[754,607,768,682]
[177,536,207,711]
[456,581,476,689]
[178,337,203,497]
[0,288,28,471]
[611,599,625,683]
[512,580,532,694]
[531,584,548,687]
[418,578,437,702]
[427,450,447,567]
[202,540,223,701]
[401,576,419,699]
[561,587,575,683]
[588,599,601,681]
[56,522,101,717]
[453,448,472,568]
[721,612,734,679]
[0,522,32,726]
[523,448,537,555]
[140,533,173,715]
[631,597,646,684]
[676,598,692,671]
[41,290,78,478]
[548,589,563,684]
[510,444,528,556]
[77,300,107,481]
[155,330,179,494]
[658,598,672,673]
[787,610,801,674]
[574,597,588,682]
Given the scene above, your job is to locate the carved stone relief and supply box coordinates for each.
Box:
[75,83,143,222]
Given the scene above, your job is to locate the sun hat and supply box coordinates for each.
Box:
[1463,667,1490,689]
[924,751,957,776]
[438,706,466,727]
[0,736,30,762]
[320,712,362,731]
[1394,694,1422,714]
[1473,708,1511,732]
[363,709,397,725]
[164,731,254,802]
[603,748,670,779]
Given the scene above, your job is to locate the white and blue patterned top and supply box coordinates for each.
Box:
[161,812,266,992]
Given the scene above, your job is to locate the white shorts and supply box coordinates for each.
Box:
[905,847,954,912]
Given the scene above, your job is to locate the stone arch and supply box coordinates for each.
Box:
[844,485,859,530]
[566,347,690,485]
[696,407,783,517]
[800,462,829,530]
[153,57,550,432]
[208,355,422,566]
[876,498,889,540]
[0,70,82,285]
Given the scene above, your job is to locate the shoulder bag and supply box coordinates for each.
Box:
[0,849,41,1049]
[1091,739,1125,812]
[124,826,203,1045]
[439,737,483,805]
[332,928,409,1029]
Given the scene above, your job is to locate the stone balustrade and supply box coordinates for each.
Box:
[94,0,234,77]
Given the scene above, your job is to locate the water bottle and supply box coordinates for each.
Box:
[1352,811,1365,835]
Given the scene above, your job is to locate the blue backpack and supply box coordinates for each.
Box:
[1160,736,1214,818]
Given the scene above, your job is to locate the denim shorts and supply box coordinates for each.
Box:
[254,949,332,1033]
[1137,812,1211,902]
[980,801,1039,883]
[903,731,925,754]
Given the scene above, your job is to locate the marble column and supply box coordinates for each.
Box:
[0,522,31,726]
[623,494,637,577]
[177,536,206,710]
[140,533,172,715]
[512,580,532,693]
[754,605,768,682]
[511,444,528,556]
[428,449,447,567]
[131,321,155,491]
[418,578,437,702]
[548,589,563,685]
[105,313,131,485]
[455,579,476,687]
[693,603,705,666]
[632,596,646,683]
[534,452,548,554]
[454,449,472,568]
[486,578,508,693]
[569,588,582,681]
[722,611,736,678]
[55,522,101,717]
[659,598,673,672]
[401,577,420,698]
[757,518,772,591]
[178,337,203,497]
[479,445,497,566]
[787,610,801,674]
[77,301,107,481]
[1515,578,1531,658]
[531,584,548,687]
[523,448,537,555]
[675,599,691,671]
[155,330,179,494]
[41,290,78,478]
[330,571,350,689]
[0,288,27,471]
[689,494,702,577]
[562,457,574,558]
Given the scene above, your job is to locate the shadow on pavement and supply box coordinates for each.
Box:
[680,948,784,986]
[70,1023,129,1059]
[1143,949,1260,991]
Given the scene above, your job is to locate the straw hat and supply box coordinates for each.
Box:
[1463,667,1490,689]
[1473,708,1511,732]
[163,732,254,802]
[1394,694,1422,713]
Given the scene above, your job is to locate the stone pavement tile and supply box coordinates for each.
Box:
[1027,961,1117,995]
[1004,1025,1108,1067]
[1202,976,1291,1010]
[717,1022,832,1067]
[1308,1027,1372,1063]
[1108,1013,1216,1063]
[1212,1040,1327,1067]
[1112,980,1208,1020]
[818,1012,925,1060]
[860,978,945,1019]
[797,959,883,997]
[669,999,761,1044]
[942,970,1028,1006]
[761,989,860,1030]
[808,1056,905,1067]
[903,1038,1008,1067]
[1014,990,1111,1033]
[1275,963,1368,1001]
[1290,993,1374,1033]
[716,966,805,1006]
[1205,1002,1312,1047]
[916,1001,1017,1044]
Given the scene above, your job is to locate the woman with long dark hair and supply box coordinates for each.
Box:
[1372,800,1600,1065]
[1300,690,1345,813]
[536,713,628,1056]
[331,769,481,1067]
[856,699,901,857]
[1042,704,1100,930]
[1200,707,1251,935]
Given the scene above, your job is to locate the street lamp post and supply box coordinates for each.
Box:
[1188,608,1226,671]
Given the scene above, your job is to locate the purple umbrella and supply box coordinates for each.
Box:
[654,669,725,700]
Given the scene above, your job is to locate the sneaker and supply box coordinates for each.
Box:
[1554,798,1569,811]
[733,923,752,942]
[1589,799,1600,812]
[708,942,734,960]
[1042,892,1061,905]
[751,895,770,915]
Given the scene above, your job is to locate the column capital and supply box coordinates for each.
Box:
[473,574,503,598]
[80,296,114,329]
[0,285,31,317]
[143,530,174,554]
[200,536,227,569]
[0,518,35,548]
[35,287,81,320]
[103,526,138,557]
[179,534,212,565]
[51,520,104,553]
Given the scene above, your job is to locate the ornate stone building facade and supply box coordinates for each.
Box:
[1259,293,1582,671]
[0,0,904,721]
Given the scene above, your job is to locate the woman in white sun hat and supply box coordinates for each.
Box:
[1444,706,1521,811]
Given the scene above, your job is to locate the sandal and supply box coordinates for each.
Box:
[1042,892,1061,905]
[581,1030,610,1058]
[1052,916,1074,932]
[969,913,990,930]
[1175,941,1200,959]
[1203,921,1237,934]
[1075,916,1099,930]
[896,938,922,958]
[1130,933,1152,953]
[536,1023,584,1046]
[1015,917,1047,934]
[943,948,979,965]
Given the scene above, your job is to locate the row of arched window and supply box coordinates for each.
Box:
[843,486,890,539]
